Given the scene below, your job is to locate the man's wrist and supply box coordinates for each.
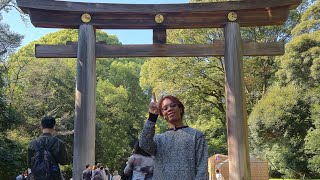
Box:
[148,113,158,122]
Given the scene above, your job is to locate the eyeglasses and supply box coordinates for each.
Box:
[162,103,178,111]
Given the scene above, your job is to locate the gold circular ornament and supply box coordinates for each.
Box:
[81,13,91,23]
[155,14,164,24]
[227,12,237,22]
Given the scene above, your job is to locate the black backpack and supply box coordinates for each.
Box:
[93,170,102,180]
[31,137,60,179]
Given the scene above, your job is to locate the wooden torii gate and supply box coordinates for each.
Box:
[17,0,301,179]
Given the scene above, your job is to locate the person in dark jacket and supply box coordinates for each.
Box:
[83,164,92,180]
[27,116,69,180]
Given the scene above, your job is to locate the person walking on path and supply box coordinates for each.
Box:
[16,171,24,180]
[83,164,92,180]
[215,169,225,180]
[99,166,108,180]
[93,163,103,180]
[139,94,208,180]
[124,140,154,180]
[112,170,121,180]
[27,116,69,180]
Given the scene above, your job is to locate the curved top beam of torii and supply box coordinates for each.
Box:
[17,0,301,29]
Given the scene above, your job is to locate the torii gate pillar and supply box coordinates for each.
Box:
[73,24,96,180]
[224,22,251,180]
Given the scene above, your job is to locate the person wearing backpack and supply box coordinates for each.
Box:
[27,116,69,180]
[92,163,103,180]
[82,164,92,180]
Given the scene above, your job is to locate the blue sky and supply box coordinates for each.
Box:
[2,0,188,47]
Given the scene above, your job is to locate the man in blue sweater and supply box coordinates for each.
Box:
[139,94,208,180]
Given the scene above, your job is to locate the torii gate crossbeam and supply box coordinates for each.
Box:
[17,0,301,179]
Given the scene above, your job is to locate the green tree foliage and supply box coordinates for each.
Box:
[291,0,320,37]
[6,30,79,132]
[140,2,228,154]
[277,1,320,87]
[304,88,320,174]
[140,55,227,155]
[249,85,312,177]
[96,79,131,170]
[0,13,22,131]
[276,2,320,174]
[96,59,149,170]
[277,32,320,87]
[240,3,304,112]
[0,4,25,178]
[249,1,320,177]
[289,0,320,175]
[4,30,81,178]
[4,29,148,177]
[140,0,304,156]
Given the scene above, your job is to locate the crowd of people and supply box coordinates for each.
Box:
[82,163,116,180]
[82,140,155,180]
[22,94,209,180]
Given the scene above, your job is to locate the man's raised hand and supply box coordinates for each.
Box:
[149,92,159,115]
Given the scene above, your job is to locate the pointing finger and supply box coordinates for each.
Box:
[152,92,157,103]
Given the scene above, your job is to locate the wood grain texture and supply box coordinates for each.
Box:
[153,26,167,44]
[17,0,301,13]
[17,0,301,29]
[35,41,284,58]
[224,22,251,180]
[73,24,96,180]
